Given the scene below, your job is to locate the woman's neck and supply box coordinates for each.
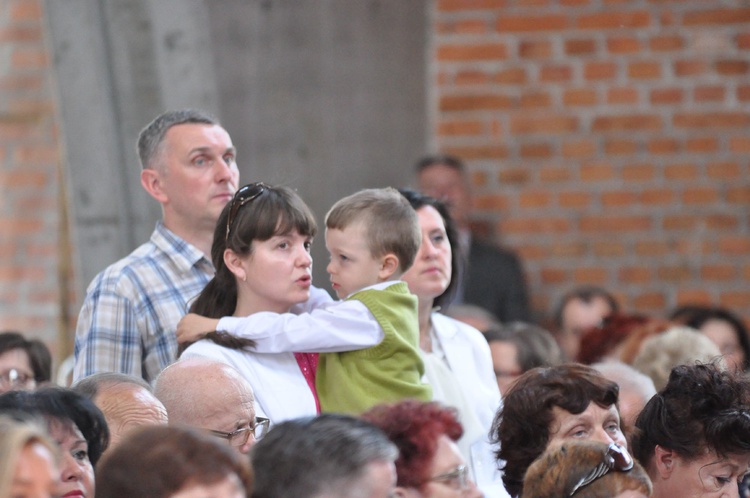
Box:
[233,290,291,316]
[416,296,434,342]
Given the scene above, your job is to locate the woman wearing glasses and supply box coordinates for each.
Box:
[363,400,483,498]
[631,362,750,498]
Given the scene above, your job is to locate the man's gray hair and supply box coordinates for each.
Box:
[73,372,153,400]
[137,109,218,170]
[251,414,397,498]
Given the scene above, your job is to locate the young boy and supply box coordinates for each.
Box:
[178,187,431,414]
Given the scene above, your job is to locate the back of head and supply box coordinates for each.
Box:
[632,362,750,469]
[362,400,462,490]
[492,363,619,497]
[73,372,152,400]
[0,386,109,466]
[251,413,397,498]
[95,425,252,498]
[553,286,619,331]
[631,326,722,391]
[190,183,318,321]
[485,322,563,372]
[137,109,218,170]
[326,187,421,273]
[154,358,251,427]
[522,440,652,498]
[0,415,59,497]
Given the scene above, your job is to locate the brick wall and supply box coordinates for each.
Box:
[0,0,69,359]
[431,0,750,322]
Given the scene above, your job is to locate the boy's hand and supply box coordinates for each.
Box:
[176,314,220,344]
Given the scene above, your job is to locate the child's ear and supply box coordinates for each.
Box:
[378,253,400,280]
[224,249,248,282]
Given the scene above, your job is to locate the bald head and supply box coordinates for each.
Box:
[73,372,168,450]
[154,358,256,454]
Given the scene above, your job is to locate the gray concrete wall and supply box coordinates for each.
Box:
[46,0,428,299]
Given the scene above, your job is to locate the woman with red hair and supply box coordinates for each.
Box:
[363,400,484,497]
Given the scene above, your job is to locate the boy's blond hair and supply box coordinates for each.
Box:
[325,187,421,273]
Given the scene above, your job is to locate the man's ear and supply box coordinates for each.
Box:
[378,253,400,280]
[223,248,247,282]
[141,168,168,204]
[653,444,675,479]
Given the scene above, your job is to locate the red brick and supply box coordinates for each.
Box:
[565,39,597,55]
[664,163,698,180]
[701,265,735,280]
[607,87,639,104]
[519,40,552,58]
[663,215,698,231]
[650,87,683,104]
[682,8,750,26]
[439,94,514,111]
[558,191,592,208]
[707,214,738,230]
[13,146,58,164]
[10,0,42,20]
[11,48,48,69]
[580,162,615,181]
[437,44,508,61]
[634,241,670,256]
[622,163,656,181]
[497,14,568,32]
[640,188,675,205]
[437,120,484,136]
[619,267,651,284]
[540,167,572,182]
[607,36,641,53]
[592,114,661,131]
[562,0,590,5]
[658,265,692,281]
[674,59,707,76]
[729,136,750,152]
[577,11,650,29]
[648,138,680,154]
[519,190,552,208]
[718,237,750,255]
[474,194,511,210]
[584,61,618,80]
[454,70,490,85]
[510,115,578,134]
[500,217,570,234]
[579,215,650,232]
[540,268,568,284]
[519,142,553,158]
[632,292,666,310]
[519,92,552,108]
[721,292,750,308]
[716,60,750,75]
[650,35,683,51]
[738,33,750,49]
[601,191,638,207]
[562,140,596,158]
[443,145,509,159]
[694,85,725,102]
[629,61,661,78]
[438,0,508,11]
[685,137,719,153]
[707,161,741,179]
[551,242,587,257]
[605,140,637,155]
[1,171,48,187]
[727,187,750,204]
[738,85,750,101]
[0,26,42,43]
[676,290,712,305]
[573,267,608,284]
[471,171,489,188]
[596,241,627,257]
[674,112,750,128]
[563,88,598,106]
[493,68,527,85]
[498,168,530,184]
[682,188,719,204]
[540,65,573,82]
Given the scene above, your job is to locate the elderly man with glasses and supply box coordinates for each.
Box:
[154,358,266,455]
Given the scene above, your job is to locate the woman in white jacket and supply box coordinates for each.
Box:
[398,189,507,498]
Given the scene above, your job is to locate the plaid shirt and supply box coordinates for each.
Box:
[73,222,214,383]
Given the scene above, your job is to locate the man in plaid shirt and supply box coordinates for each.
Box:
[73,109,240,383]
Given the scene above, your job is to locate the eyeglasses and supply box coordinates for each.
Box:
[209,417,270,447]
[225,182,268,241]
[0,368,35,391]
[568,443,634,496]
[425,464,470,491]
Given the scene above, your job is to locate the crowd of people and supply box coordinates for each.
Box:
[3,108,750,497]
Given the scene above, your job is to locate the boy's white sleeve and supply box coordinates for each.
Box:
[215,300,384,353]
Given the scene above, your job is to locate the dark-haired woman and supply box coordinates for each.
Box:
[0,331,52,393]
[0,387,109,498]
[631,363,750,498]
[491,363,627,497]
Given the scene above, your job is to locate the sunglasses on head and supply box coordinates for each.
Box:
[225,182,268,241]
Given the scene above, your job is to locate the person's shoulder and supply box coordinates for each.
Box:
[432,312,485,340]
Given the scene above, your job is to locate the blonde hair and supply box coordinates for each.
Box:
[0,416,59,496]
[325,187,421,273]
[632,326,723,391]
